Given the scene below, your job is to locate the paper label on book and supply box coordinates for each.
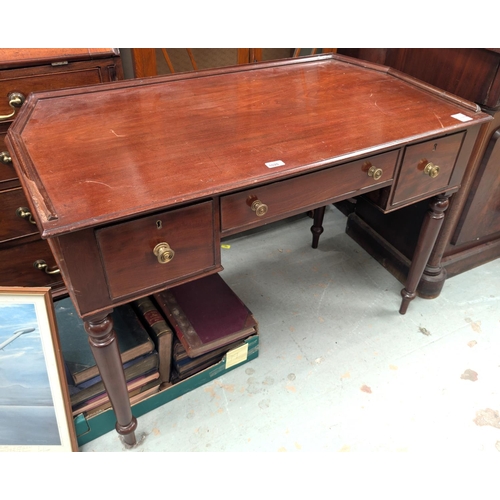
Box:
[265,160,285,168]
[225,343,249,368]
[451,113,473,122]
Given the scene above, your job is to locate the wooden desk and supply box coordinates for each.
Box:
[6,54,491,446]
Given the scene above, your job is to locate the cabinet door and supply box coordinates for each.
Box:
[453,126,500,245]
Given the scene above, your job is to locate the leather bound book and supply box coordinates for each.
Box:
[154,273,258,358]
[71,371,160,416]
[55,297,155,385]
[84,379,161,418]
[172,337,246,380]
[133,296,174,386]
[68,351,159,407]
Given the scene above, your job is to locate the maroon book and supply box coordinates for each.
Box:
[154,273,258,358]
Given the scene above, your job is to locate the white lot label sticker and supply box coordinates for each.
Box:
[265,160,285,168]
[451,113,473,122]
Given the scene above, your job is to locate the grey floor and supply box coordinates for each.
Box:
[80,205,500,452]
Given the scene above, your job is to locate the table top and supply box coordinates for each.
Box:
[7,53,491,238]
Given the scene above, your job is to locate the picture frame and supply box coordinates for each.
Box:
[0,287,78,451]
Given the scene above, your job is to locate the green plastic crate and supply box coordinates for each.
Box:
[74,335,259,446]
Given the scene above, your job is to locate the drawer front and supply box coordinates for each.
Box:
[0,238,63,288]
[221,150,399,233]
[0,187,39,243]
[96,201,218,299]
[0,67,110,121]
[391,132,465,206]
[0,126,18,188]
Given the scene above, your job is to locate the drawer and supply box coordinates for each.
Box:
[96,201,219,299]
[0,126,18,189]
[221,150,399,234]
[0,238,63,289]
[0,67,112,122]
[0,187,39,243]
[391,132,466,206]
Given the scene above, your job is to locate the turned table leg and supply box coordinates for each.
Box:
[84,312,138,446]
[399,193,450,315]
[311,206,326,248]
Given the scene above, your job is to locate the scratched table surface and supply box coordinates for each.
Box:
[7,54,490,237]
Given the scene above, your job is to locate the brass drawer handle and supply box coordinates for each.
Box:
[16,207,37,225]
[250,199,268,217]
[367,165,383,181]
[0,151,12,164]
[424,162,440,178]
[246,195,268,217]
[153,242,175,264]
[0,92,25,121]
[33,259,60,275]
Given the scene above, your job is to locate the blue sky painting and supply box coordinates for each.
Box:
[0,302,53,405]
[0,301,61,446]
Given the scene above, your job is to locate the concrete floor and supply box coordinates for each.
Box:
[80,206,500,452]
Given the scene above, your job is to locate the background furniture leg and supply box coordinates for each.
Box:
[84,312,138,446]
[311,206,326,248]
[400,194,450,314]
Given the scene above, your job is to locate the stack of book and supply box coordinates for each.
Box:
[153,273,258,382]
[55,297,171,417]
[170,338,248,382]
[59,273,257,421]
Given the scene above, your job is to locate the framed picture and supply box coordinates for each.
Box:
[0,287,78,451]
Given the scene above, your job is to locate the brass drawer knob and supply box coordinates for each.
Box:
[0,151,12,164]
[0,92,26,121]
[367,165,383,181]
[16,207,37,225]
[33,259,60,275]
[424,162,440,178]
[153,242,175,264]
[251,199,268,217]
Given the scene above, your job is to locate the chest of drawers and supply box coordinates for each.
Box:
[0,49,123,295]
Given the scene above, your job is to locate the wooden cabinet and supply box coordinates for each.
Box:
[130,48,255,77]
[337,48,500,297]
[0,48,123,296]
[128,49,333,78]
